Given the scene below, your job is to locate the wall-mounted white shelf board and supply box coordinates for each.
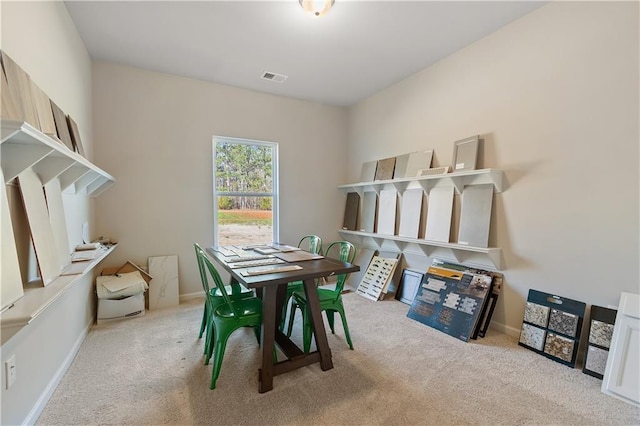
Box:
[338,229,502,270]
[0,245,117,343]
[338,168,504,196]
[1,119,115,197]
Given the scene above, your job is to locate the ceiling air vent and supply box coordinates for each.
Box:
[261,71,288,83]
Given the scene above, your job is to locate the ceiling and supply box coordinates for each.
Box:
[65,1,545,107]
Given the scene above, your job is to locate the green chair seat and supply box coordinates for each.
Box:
[214,298,262,318]
[200,285,253,337]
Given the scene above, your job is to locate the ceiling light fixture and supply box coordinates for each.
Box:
[299,0,335,17]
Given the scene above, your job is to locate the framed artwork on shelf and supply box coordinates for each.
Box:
[451,135,479,172]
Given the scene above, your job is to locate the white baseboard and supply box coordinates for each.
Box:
[489,320,521,338]
[180,290,205,302]
[23,320,92,425]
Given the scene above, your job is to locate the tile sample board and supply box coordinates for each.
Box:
[1,168,24,310]
[1,53,23,121]
[457,184,494,247]
[374,157,396,181]
[518,289,586,367]
[452,135,479,172]
[2,51,39,128]
[148,255,179,310]
[360,191,377,233]
[398,188,423,238]
[377,189,397,235]
[345,247,378,291]
[355,256,398,301]
[394,150,433,179]
[30,81,57,136]
[359,161,377,182]
[44,177,71,269]
[424,186,454,242]
[18,168,62,285]
[50,100,74,151]
[342,192,360,231]
[406,259,493,342]
[583,305,617,379]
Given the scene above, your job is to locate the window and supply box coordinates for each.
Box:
[213,137,278,247]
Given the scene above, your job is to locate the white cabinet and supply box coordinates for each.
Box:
[337,168,505,270]
[602,292,640,406]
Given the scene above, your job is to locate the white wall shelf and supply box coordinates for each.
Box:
[1,119,115,197]
[337,168,504,196]
[338,229,502,270]
[0,245,117,343]
[337,168,506,270]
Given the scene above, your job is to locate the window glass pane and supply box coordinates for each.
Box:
[216,142,272,193]
[217,196,273,246]
[213,137,278,247]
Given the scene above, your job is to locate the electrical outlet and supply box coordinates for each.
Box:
[5,355,16,389]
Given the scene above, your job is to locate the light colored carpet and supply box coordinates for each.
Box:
[37,292,639,425]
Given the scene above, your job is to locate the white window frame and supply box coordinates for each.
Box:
[212,136,279,247]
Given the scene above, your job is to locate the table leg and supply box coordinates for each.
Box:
[302,278,333,371]
[258,285,277,393]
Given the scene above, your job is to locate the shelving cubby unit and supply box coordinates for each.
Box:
[337,168,505,270]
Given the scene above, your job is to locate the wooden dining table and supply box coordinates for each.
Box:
[206,246,359,393]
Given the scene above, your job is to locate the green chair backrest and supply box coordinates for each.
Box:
[323,241,356,301]
[298,235,322,254]
[194,243,214,309]
[194,243,241,316]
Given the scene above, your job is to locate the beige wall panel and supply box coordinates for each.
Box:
[347,2,639,334]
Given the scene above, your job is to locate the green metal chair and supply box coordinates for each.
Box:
[286,241,356,353]
[279,235,322,330]
[195,244,254,364]
[194,244,262,389]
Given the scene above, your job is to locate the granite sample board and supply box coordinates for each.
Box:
[406,260,493,342]
[583,305,617,379]
[518,289,586,367]
[375,157,396,181]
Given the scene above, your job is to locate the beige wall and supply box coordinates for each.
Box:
[92,62,348,296]
[347,1,639,334]
[1,2,96,425]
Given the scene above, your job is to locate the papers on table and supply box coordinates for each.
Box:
[273,251,323,262]
[240,264,303,277]
[70,248,101,262]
